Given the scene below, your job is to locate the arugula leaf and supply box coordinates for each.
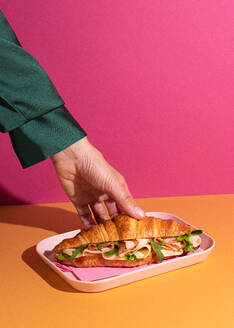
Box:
[191,230,203,235]
[125,253,137,260]
[177,230,202,252]
[150,240,165,262]
[70,244,88,262]
[104,246,119,256]
[178,230,202,241]
[177,234,187,241]
[186,244,195,252]
[57,253,70,261]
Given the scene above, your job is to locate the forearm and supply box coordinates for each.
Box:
[0,10,86,167]
[0,10,64,132]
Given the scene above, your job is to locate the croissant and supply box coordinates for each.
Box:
[54,215,194,251]
[54,215,202,267]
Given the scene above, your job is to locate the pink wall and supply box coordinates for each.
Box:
[0,0,233,205]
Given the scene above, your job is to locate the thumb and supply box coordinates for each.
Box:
[108,175,145,219]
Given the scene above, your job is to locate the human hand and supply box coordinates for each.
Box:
[50,137,145,228]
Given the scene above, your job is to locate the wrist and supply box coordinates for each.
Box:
[50,136,90,163]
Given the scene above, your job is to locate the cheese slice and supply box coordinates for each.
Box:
[133,245,151,259]
[189,235,201,247]
[125,240,136,250]
[62,248,85,258]
[63,248,76,256]
[102,245,151,261]
[119,239,150,258]
[161,248,183,257]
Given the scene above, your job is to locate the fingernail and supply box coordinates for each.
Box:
[134,206,145,218]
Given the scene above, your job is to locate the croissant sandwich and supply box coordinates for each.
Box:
[54,215,202,267]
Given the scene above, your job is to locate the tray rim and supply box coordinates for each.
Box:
[36,211,215,286]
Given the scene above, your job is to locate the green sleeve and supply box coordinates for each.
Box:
[10,105,86,168]
[0,10,86,167]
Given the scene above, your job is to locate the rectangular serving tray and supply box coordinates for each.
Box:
[36,212,215,292]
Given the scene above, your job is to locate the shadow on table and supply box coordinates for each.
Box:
[1,203,86,292]
[0,203,84,234]
[22,245,82,293]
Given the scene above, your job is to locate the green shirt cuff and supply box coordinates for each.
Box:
[9,105,87,168]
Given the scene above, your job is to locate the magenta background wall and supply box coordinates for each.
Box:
[0,0,233,205]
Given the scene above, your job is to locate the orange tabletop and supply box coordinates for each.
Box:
[1,194,233,328]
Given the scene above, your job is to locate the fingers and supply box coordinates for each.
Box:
[76,198,120,228]
[92,201,110,221]
[103,199,119,218]
[116,196,145,219]
[76,200,115,228]
[76,194,144,229]
[107,174,145,219]
[74,175,145,228]
[87,199,119,222]
[75,204,97,228]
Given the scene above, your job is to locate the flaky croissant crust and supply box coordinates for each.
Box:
[54,215,194,252]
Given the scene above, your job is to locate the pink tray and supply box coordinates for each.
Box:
[36,212,215,292]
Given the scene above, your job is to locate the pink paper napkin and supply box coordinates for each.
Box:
[55,261,153,281]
